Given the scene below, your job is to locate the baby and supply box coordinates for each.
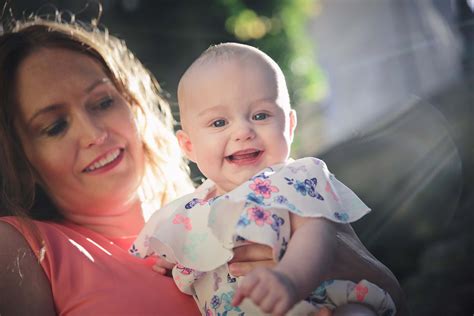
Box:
[132,43,395,316]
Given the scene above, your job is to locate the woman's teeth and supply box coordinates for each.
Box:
[85,149,121,172]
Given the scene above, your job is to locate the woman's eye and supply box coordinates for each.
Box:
[253,113,269,121]
[212,119,226,128]
[44,119,68,137]
[94,97,114,111]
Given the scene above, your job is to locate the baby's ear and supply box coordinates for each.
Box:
[176,130,196,162]
[289,109,297,142]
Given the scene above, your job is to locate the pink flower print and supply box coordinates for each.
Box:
[172,214,192,231]
[249,178,279,199]
[176,263,194,275]
[355,283,369,302]
[247,206,272,226]
[325,181,339,202]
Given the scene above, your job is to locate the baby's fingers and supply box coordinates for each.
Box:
[259,294,279,314]
[152,264,167,275]
[155,257,175,270]
[152,257,175,275]
[231,274,259,306]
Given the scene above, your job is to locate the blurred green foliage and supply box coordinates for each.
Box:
[217,0,328,107]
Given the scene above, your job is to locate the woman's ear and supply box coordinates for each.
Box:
[176,130,196,162]
[289,109,297,142]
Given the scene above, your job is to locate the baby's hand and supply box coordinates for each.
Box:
[231,267,298,316]
[152,257,175,275]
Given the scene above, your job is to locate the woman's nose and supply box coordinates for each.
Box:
[233,120,256,142]
[78,115,108,148]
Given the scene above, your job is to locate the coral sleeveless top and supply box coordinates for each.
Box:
[1,217,199,316]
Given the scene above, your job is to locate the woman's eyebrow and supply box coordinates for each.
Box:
[27,104,63,126]
[27,78,112,125]
[85,77,111,93]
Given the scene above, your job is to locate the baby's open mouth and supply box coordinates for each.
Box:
[226,149,262,162]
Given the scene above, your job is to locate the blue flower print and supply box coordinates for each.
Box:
[210,295,221,309]
[235,235,246,243]
[246,192,264,205]
[274,195,288,205]
[129,244,140,257]
[287,177,325,201]
[334,211,349,222]
[305,178,324,200]
[271,214,285,240]
[221,291,241,313]
[250,168,272,181]
[305,280,335,306]
[227,273,237,283]
[237,215,250,227]
[294,180,308,195]
[185,198,201,209]
[278,237,288,261]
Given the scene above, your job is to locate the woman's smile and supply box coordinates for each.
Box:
[83,148,124,173]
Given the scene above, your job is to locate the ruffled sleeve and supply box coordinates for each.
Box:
[131,180,234,272]
[209,157,371,261]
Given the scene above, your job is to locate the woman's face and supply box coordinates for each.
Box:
[14,47,145,217]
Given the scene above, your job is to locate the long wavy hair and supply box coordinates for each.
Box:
[0,14,193,221]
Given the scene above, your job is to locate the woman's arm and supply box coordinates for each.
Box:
[229,223,409,315]
[0,221,56,315]
[328,223,408,315]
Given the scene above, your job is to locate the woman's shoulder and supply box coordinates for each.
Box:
[0,218,36,252]
[0,220,56,314]
[0,218,29,247]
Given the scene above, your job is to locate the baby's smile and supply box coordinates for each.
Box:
[225,149,263,165]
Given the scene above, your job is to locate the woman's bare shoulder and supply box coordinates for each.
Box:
[0,221,56,315]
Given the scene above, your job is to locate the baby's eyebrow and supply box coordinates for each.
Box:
[250,97,278,106]
[197,105,227,117]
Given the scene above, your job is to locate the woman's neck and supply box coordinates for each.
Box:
[63,199,145,238]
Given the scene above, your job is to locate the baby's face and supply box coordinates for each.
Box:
[178,55,296,194]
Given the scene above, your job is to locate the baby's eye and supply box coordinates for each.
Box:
[253,113,269,121]
[44,119,68,137]
[211,119,227,128]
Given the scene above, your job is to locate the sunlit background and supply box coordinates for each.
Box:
[4,0,474,314]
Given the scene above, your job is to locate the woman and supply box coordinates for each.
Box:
[0,15,407,315]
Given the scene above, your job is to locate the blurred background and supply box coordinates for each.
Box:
[3,0,474,314]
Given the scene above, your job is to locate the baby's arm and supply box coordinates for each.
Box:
[232,215,337,315]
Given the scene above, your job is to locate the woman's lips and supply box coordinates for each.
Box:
[83,148,124,173]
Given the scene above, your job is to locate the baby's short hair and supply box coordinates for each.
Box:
[192,42,277,70]
[179,42,289,102]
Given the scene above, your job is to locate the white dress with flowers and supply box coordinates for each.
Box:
[131,158,396,316]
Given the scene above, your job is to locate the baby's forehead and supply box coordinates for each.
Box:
[184,54,279,90]
[195,47,272,71]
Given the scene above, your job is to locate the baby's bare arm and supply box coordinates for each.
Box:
[274,214,337,300]
[232,216,337,315]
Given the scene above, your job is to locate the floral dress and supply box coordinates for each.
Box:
[131,158,396,316]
